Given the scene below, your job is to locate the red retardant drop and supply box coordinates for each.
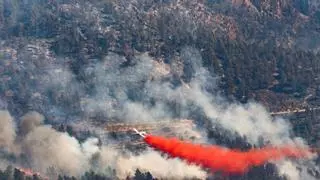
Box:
[144,135,311,175]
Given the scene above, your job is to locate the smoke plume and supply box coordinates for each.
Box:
[22,126,88,176]
[19,111,44,136]
[94,147,207,179]
[0,110,16,153]
[0,44,318,179]
[0,110,207,179]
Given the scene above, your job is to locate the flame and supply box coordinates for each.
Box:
[16,167,48,179]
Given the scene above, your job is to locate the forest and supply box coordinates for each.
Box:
[0,0,320,179]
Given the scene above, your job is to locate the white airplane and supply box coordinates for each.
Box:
[132,128,147,138]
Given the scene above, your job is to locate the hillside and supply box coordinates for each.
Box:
[1,0,320,114]
[0,0,320,180]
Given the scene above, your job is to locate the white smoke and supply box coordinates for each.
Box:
[81,53,155,121]
[19,111,44,136]
[0,110,16,153]
[0,46,318,179]
[0,110,207,179]
[171,47,317,180]
[187,90,295,145]
[79,46,317,179]
[115,150,207,179]
[108,47,317,180]
[129,47,298,145]
[81,137,100,159]
[94,147,207,179]
[276,160,320,180]
[22,125,88,176]
[277,161,300,180]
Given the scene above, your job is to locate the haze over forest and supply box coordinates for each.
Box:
[0,0,320,180]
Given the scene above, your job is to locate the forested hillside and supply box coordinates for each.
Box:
[0,0,320,180]
[1,0,320,114]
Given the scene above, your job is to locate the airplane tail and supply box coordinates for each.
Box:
[132,128,147,138]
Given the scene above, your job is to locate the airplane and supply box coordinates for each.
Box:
[132,128,147,138]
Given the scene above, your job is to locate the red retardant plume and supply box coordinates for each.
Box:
[144,135,312,175]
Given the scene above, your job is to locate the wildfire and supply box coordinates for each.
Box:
[16,167,48,179]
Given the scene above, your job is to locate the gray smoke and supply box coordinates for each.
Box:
[0,110,207,179]
[0,45,318,179]
[93,146,206,179]
[22,125,88,176]
[78,46,317,179]
[0,110,16,153]
[19,111,44,136]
